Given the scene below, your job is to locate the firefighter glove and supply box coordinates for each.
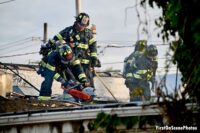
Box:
[91,58,101,67]
[80,77,88,83]
[59,78,70,88]
[61,81,69,88]
[39,44,51,56]
[68,79,78,87]
[62,80,77,88]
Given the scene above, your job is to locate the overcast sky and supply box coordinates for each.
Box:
[0,0,174,73]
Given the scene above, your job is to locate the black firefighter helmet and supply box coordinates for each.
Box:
[58,44,74,64]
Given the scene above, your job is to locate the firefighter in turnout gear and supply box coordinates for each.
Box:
[40,12,100,87]
[39,44,88,101]
[146,44,158,91]
[124,40,155,101]
[123,40,147,78]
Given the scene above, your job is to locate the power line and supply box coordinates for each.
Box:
[0,51,39,58]
[11,28,43,41]
[0,42,169,58]
[97,43,169,56]
[0,40,32,51]
[101,58,173,65]
[102,61,123,65]
[102,45,134,48]
[124,2,139,26]
[0,37,41,55]
[0,37,41,48]
[0,42,40,56]
[98,42,168,46]
[0,0,16,4]
[0,37,31,47]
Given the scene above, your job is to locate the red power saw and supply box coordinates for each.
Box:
[62,85,92,101]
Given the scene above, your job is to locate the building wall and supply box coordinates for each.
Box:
[0,120,155,133]
[16,70,130,101]
[7,70,61,95]
[94,76,130,102]
[0,69,130,101]
[0,72,13,97]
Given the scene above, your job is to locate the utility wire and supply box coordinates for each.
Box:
[0,40,32,51]
[0,37,31,47]
[98,43,168,46]
[98,40,166,43]
[0,62,40,92]
[98,43,169,56]
[0,51,39,58]
[102,61,123,64]
[0,42,168,58]
[124,3,139,26]
[11,28,42,41]
[0,42,40,56]
[101,58,174,65]
[0,0,15,4]
[102,44,131,48]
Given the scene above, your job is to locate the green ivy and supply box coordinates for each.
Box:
[88,112,162,132]
[143,0,200,103]
[141,0,200,127]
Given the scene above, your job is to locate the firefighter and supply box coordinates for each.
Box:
[146,44,158,91]
[87,24,97,34]
[123,40,147,78]
[124,40,152,102]
[37,40,65,77]
[40,12,100,87]
[39,44,88,101]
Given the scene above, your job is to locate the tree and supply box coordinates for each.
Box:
[91,1,199,131]
[141,0,200,127]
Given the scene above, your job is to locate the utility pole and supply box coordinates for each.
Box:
[43,22,48,43]
[75,0,82,16]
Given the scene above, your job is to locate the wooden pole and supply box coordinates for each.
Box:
[43,23,47,43]
[75,0,82,16]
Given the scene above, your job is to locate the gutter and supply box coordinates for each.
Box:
[0,103,160,126]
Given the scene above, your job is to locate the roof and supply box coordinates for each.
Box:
[13,85,39,96]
